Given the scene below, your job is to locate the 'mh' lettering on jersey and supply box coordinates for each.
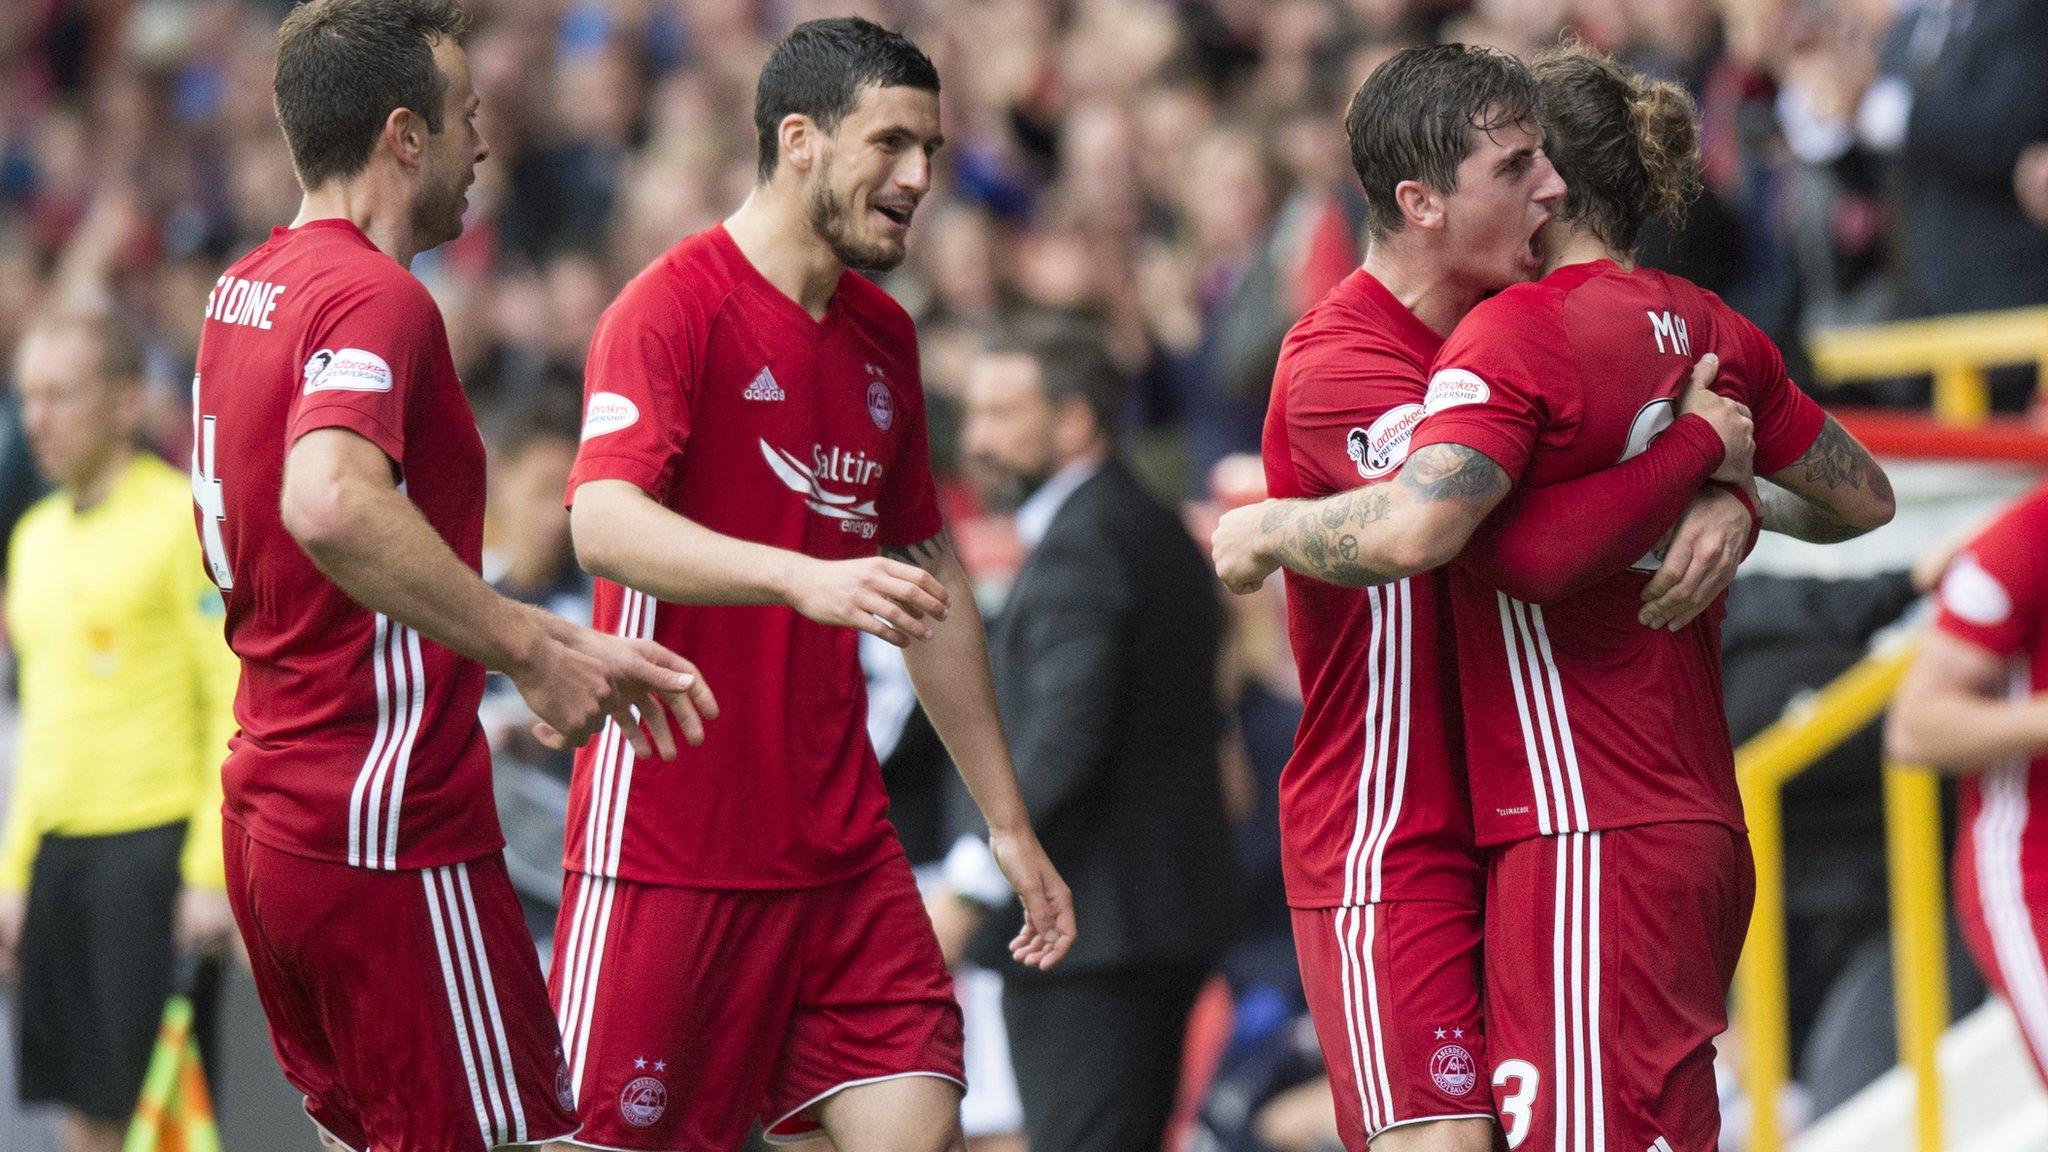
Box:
[1647,310,1691,356]
[758,439,883,538]
[206,275,288,331]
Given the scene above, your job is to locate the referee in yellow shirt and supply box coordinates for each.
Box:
[0,309,238,1152]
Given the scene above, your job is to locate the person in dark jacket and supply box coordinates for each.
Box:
[934,319,1240,1152]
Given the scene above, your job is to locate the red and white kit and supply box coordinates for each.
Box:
[551,225,962,1151]
[1413,259,1826,1152]
[1935,482,2048,1084]
[1264,269,1491,1146]
[194,219,575,1151]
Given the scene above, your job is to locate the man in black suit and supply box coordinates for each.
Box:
[929,321,1239,1152]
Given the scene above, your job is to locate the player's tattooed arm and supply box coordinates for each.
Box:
[881,530,951,576]
[1214,443,1512,592]
[1759,415,1896,543]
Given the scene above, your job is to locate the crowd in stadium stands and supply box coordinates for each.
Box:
[2,0,2046,1149]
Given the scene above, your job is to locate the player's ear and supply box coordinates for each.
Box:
[1394,179,1446,232]
[384,106,428,170]
[779,113,818,175]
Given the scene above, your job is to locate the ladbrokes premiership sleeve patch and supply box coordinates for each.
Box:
[581,392,641,441]
[1424,368,1490,414]
[1941,553,2013,627]
[1348,403,1426,479]
[303,348,393,394]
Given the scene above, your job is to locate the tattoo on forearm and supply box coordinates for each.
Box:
[1262,486,1398,587]
[882,530,950,574]
[1759,481,1862,543]
[1796,416,1892,500]
[1399,443,1513,504]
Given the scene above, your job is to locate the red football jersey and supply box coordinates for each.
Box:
[1262,269,1481,908]
[193,219,496,870]
[564,225,943,889]
[1411,259,1825,846]
[1935,483,2048,891]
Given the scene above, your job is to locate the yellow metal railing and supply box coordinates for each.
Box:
[1734,638,1950,1152]
[1806,305,2048,426]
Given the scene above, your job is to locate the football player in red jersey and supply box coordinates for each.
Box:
[192,3,714,1151]
[550,18,1074,1152]
[1219,43,1894,1152]
[1890,483,2048,1089]
[1255,45,1762,1152]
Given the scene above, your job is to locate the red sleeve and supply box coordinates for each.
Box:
[286,277,438,465]
[1282,333,1428,497]
[1933,488,2048,658]
[1457,414,1725,601]
[875,334,943,549]
[568,283,697,503]
[1408,289,1571,483]
[1727,306,1826,476]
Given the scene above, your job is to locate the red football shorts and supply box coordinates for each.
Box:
[223,822,578,1152]
[1484,823,1752,1152]
[550,851,965,1150]
[1293,900,1491,1147]
[1953,777,2048,1085]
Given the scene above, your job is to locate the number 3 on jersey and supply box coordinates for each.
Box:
[1494,1059,1541,1149]
[1621,397,1677,573]
[191,375,232,589]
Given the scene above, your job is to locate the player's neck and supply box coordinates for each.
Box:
[1361,246,1483,338]
[724,187,843,320]
[65,441,135,515]
[293,177,423,267]
[1545,228,1632,275]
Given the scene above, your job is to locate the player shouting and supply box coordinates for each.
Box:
[1219,41,1894,1152]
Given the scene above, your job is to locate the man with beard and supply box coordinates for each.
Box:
[942,322,1237,1152]
[554,18,1074,1152]
[192,2,716,1151]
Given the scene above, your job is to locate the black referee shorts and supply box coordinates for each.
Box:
[19,820,210,1120]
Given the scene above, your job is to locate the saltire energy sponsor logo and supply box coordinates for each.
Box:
[759,439,883,538]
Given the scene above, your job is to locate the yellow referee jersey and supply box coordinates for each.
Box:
[1,453,237,892]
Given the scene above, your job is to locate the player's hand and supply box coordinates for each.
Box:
[1212,501,1283,595]
[1640,485,1754,631]
[532,627,720,760]
[783,556,949,647]
[989,827,1076,971]
[173,887,237,955]
[1675,354,1753,484]
[0,890,24,980]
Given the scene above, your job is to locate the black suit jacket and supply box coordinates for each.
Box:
[966,460,1240,979]
[1898,0,2048,315]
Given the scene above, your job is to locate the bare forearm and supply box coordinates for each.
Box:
[1887,691,2048,773]
[1763,415,1895,542]
[293,480,543,673]
[1259,442,1510,587]
[571,480,806,607]
[1757,479,1866,543]
[901,554,1029,835]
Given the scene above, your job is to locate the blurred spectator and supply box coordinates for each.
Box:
[0,309,237,1152]
[948,321,1239,1152]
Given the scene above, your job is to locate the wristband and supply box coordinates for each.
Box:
[1705,479,1764,557]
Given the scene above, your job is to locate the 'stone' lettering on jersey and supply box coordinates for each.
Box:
[206,275,288,331]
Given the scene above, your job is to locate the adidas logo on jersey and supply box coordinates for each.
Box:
[743,367,785,402]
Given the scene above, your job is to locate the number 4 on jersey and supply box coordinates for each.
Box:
[190,375,232,589]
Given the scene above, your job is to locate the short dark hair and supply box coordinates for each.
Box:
[985,319,1126,443]
[1345,44,1540,242]
[273,0,470,189]
[754,16,939,180]
[1531,41,1700,254]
